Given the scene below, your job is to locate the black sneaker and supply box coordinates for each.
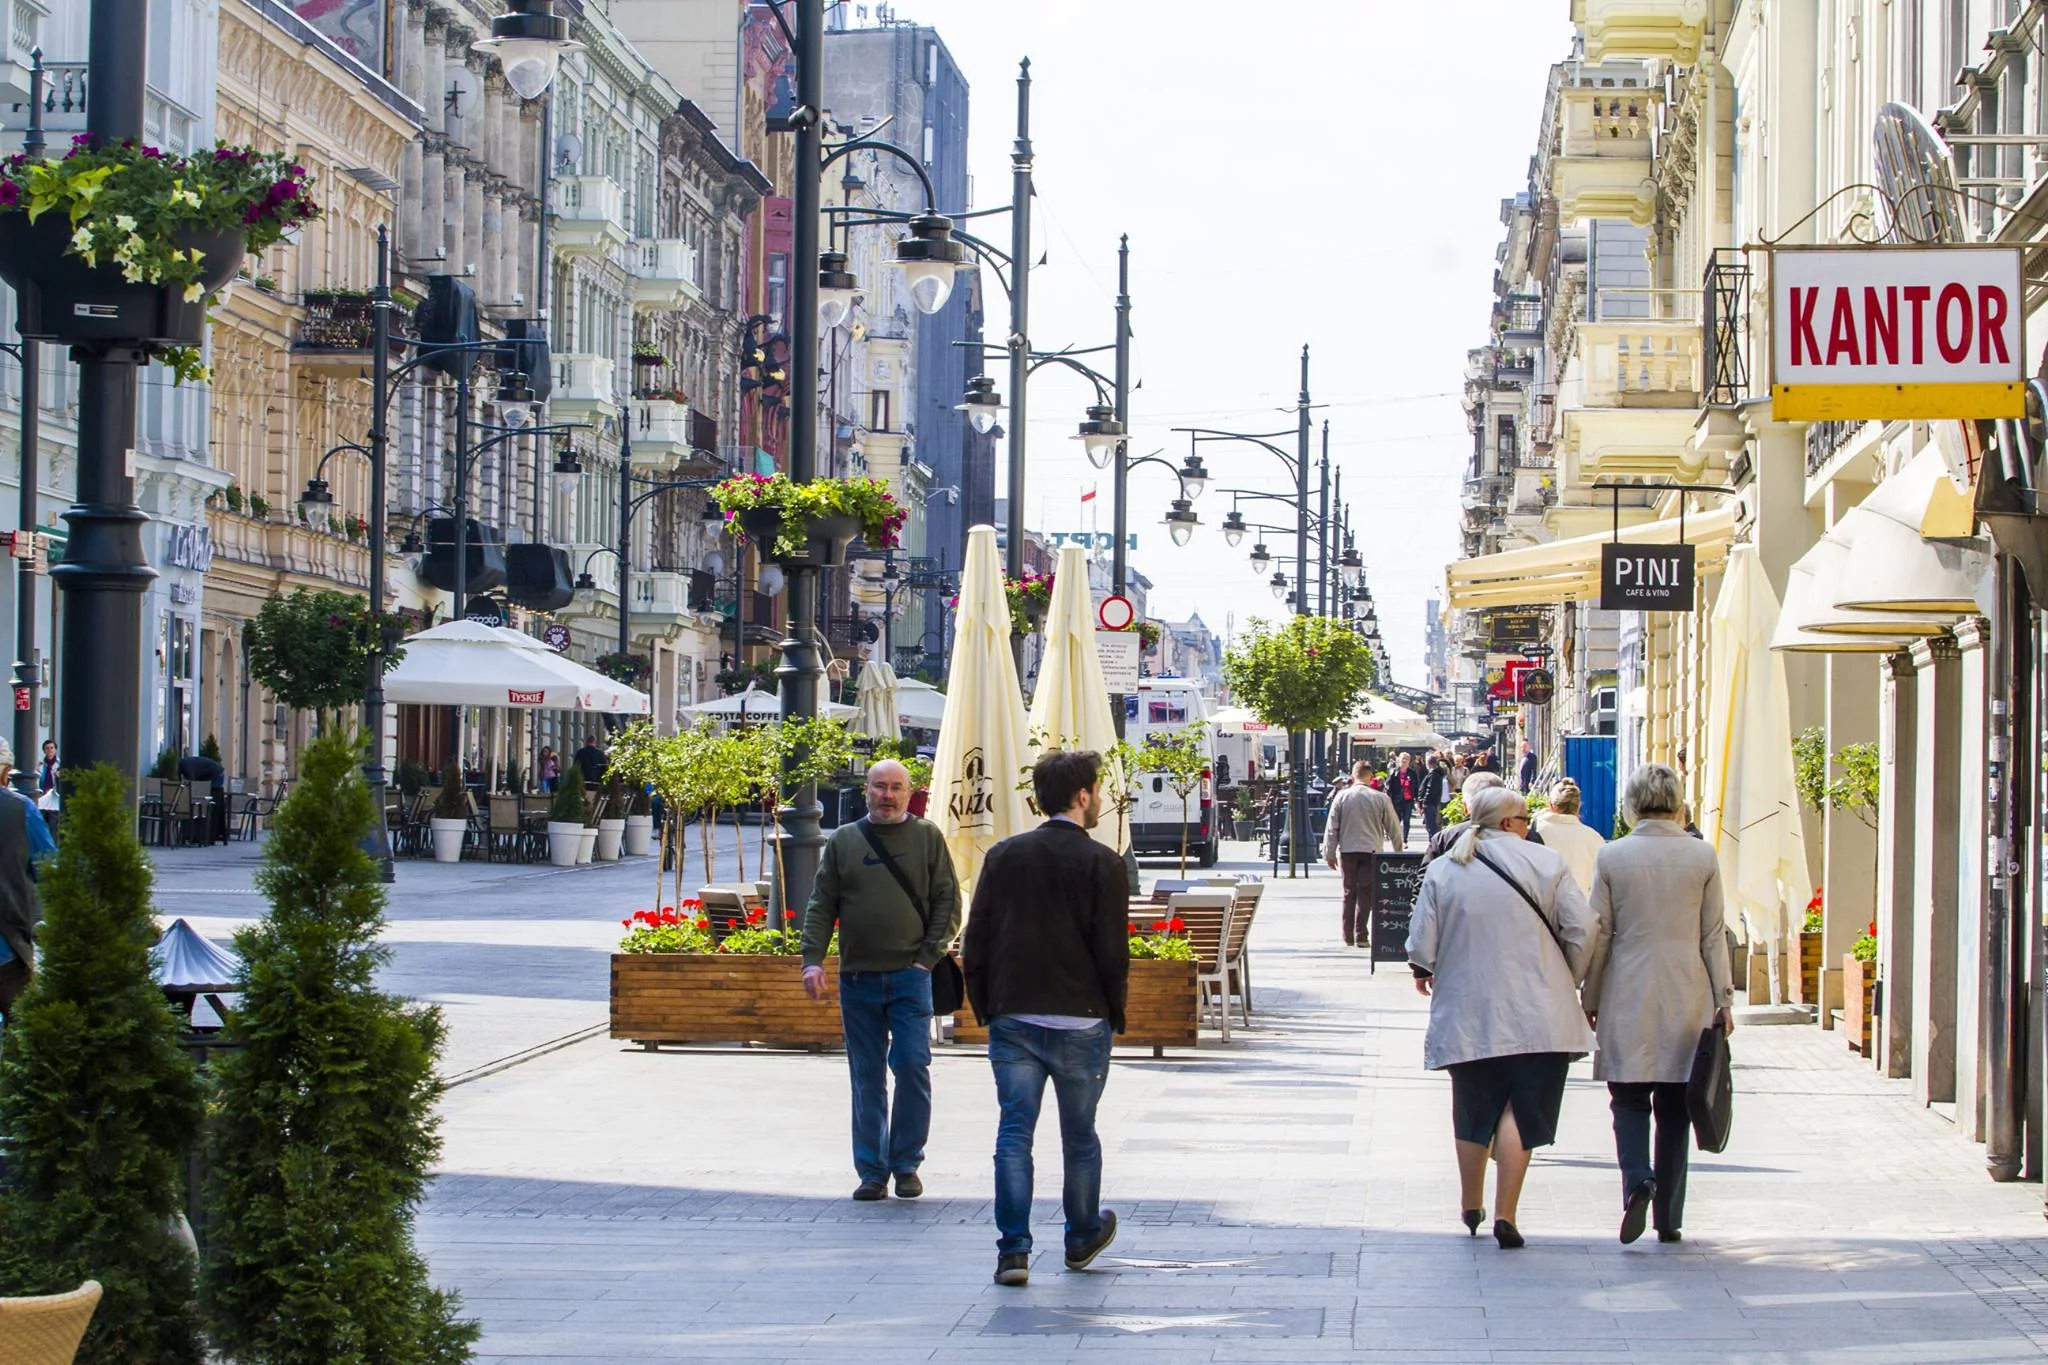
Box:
[994,1252,1029,1286]
[893,1172,923,1199]
[852,1180,888,1201]
[1620,1179,1654,1244]
[1064,1209,1118,1270]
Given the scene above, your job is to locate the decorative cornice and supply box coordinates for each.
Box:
[1952,616,1990,653]
[1909,633,1961,669]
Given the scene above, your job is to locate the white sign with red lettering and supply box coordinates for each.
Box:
[1771,246,2025,420]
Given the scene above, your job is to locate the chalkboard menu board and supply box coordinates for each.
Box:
[1370,853,1427,971]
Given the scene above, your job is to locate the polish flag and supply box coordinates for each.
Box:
[1080,486,1097,503]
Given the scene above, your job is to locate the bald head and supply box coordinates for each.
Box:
[866,760,912,823]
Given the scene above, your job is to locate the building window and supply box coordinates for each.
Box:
[868,389,892,432]
[767,252,788,324]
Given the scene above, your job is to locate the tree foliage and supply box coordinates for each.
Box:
[1140,719,1211,875]
[1792,726,1879,830]
[0,765,204,1364]
[1221,616,1375,731]
[201,735,477,1364]
[242,589,400,719]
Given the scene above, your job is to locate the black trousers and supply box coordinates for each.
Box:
[1339,851,1375,945]
[1608,1081,1691,1232]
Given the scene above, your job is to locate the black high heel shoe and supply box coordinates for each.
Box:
[1462,1208,1485,1237]
[1493,1219,1525,1250]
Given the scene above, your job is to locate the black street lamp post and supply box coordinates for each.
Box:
[7,52,46,793]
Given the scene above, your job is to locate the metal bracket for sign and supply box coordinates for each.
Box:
[1598,481,1739,547]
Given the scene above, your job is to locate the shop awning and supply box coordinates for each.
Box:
[382,621,652,713]
[1446,504,1738,611]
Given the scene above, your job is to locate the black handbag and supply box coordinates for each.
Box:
[1686,1025,1734,1153]
[854,818,965,1016]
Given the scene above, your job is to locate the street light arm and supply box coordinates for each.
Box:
[819,137,942,214]
[1173,426,1300,477]
[1024,352,1113,404]
[310,442,373,483]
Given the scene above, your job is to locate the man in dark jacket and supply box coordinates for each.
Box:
[1418,754,1452,839]
[0,791,39,1029]
[801,760,960,1202]
[963,750,1127,1288]
[178,752,229,844]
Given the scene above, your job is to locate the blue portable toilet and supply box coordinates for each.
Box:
[1562,735,1618,838]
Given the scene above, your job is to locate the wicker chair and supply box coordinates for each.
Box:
[0,1279,103,1364]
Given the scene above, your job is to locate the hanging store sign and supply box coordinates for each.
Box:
[1771,246,2024,420]
[1488,611,1544,647]
[1518,668,1555,704]
[1600,542,1696,611]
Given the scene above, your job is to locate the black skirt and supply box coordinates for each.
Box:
[1447,1052,1571,1148]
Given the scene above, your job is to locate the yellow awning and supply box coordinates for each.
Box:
[1446,504,1737,610]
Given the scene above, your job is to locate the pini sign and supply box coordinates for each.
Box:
[1771,246,2024,420]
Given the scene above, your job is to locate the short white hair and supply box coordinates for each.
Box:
[1624,763,1684,822]
[1450,785,1526,864]
[1463,771,1504,796]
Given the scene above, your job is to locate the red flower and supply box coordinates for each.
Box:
[621,918,632,927]
[695,918,710,931]
[1867,920,1877,937]
[1167,917,1186,933]
[1152,919,1169,933]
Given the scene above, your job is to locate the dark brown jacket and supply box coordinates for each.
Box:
[962,819,1129,1032]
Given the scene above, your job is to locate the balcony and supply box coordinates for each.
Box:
[630,398,690,464]
[550,176,630,256]
[1500,294,1542,344]
[562,543,617,604]
[291,292,405,378]
[0,0,45,103]
[631,238,701,312]
[1552,84,1657,226]
[551,354,618,422]
[630,571,695,630]
[1573,0,1707,64]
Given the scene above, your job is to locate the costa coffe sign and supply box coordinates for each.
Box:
[1771,246,2024,420]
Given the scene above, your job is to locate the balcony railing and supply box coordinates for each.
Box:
[632,398,690,452]
[550,176,630,255]
[1577,319,1700,409]
[1500,294,1543,338]
[1528,390,1557,447]
[631,238,701,311]
[295,293,379,350]
[631,571,692,619]
[552,354,617,410]
[1702,249,1751,406]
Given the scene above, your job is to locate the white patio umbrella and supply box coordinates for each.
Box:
[854,656,901,741]
[683,685,856,720]
[895,678,948,730]
[1027,543,1127,853]
[933,525,1038,908]
[382,620,650,713]
[1702,544,1809,994]
[1210,705,1282,735]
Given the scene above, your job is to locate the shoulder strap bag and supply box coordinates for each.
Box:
[856,818,965,1016]
[1471,847,1570,967]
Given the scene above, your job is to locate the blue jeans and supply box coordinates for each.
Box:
[839,967,933,1182]
[989,1016,1113,1256]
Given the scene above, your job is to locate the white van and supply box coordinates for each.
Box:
[1123,678,1219,866]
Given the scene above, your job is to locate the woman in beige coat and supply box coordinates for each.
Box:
[1581,763,1733,1245]
[1407,785,1598,1249]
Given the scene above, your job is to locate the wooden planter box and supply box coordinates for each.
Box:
[1842,953,1878,1059]
[1795,931,1822,1006]
[952,959,1200,1057]
[610,954,841,1049]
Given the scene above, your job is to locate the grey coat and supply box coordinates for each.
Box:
[1406,831,1599,1070]
[1321,784,1401,858]
[1580,820,1731,1082]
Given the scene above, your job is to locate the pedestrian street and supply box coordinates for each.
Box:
[413,844,2048,1364]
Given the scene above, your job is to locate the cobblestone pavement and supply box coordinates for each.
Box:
[148,828,755,1078]
[414,842,2048,1363]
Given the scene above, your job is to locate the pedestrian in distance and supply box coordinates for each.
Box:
[801,759,961,1202]
[1406,784,1597,1250]
[0,755,38,1034]
[1322,760,1402,948]
[1518,742,1540,793]
[1449,754,1469,796]
[572,733,608,789]
[1418,752,1452,840]
[0,742,52,865]
[177,749,230,845]
[1388,751,1420,843]
[962,749,1128,1288]
[1580,763,1733,1246]
[1535,778,1604,896]
[538,746,559,794]
[34,739,56,815]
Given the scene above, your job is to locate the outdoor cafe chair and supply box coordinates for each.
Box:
[698,886,757,940]
[0,1279,102,1365]
[137,778,168,846]
[1166,890,1237,1043]
[486,796,526,863]
[159,782,197,849]
[1228,881,1266,1016]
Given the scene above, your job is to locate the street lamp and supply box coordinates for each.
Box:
[895,213,967,314]
[1221,509,1246,547]
[1161,498,1200,548]
[1248,542,1272,574]
[1177,453,1209,500]
[297,477,335,526]
[1338,544,1363,589]
[1075,404,1124,470]
[473,0,582,101]
[958,374,1002,434]
[551,446,584,489]
[816,249,859,331]
[1269,571,1289,600]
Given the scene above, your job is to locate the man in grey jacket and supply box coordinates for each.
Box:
[1322,760,1403,947]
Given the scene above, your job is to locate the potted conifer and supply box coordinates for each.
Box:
[547,778,586,867]
[622,784,654,857]
[596,773,628,862]
[428,778,469,863]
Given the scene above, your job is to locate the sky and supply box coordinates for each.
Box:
[854,0,1574,687]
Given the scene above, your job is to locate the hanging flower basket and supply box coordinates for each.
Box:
[0,138,320,380]
[713,472,905,569]
[1003,572,1054,635]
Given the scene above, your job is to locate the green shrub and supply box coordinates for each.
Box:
[201,735,476,1362]
[549,777,587,825]
[0,765,204,1363]
[432,779,469,821]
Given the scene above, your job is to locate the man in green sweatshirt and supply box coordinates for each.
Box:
[802,759,961,1201]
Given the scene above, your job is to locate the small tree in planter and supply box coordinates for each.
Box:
[0,766,204,1363]
[242,588,403,732]
[711,471,905,565]
[547,776,587,867]
[201,735,477,1363]
[755,715,855,897]
[429,778,469,863]
[1142,719,1212,875]
[1222,616,1374,871]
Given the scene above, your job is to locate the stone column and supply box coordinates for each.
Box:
[1820,652,1880,1025]
[1911,633,1962,1107]
[1878,649,1918,1078]
[1954,617,1991,1139]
